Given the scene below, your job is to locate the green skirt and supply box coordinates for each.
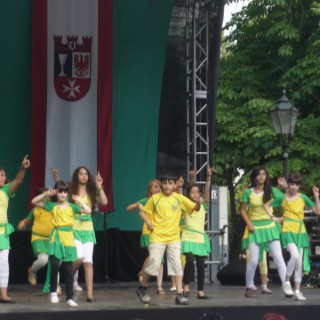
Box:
[242,220,281,250]
[181,240,210,256]
[32,239,50,256]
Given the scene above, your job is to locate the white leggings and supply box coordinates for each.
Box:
[286,243,303,283]
[246,241,286,288]
[32,253,49,273]
[0,250,9,288]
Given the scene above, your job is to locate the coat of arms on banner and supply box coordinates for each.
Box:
[54,36,92,102]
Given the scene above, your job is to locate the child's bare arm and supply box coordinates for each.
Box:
[203,167,215,204]
[72,195,92,214]
[95,171,108,206]
[31,189,54,207]
[9,155,31,194]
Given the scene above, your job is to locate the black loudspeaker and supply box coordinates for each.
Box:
[217,259,246,285]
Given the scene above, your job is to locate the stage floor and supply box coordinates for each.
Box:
[1,281,320,320]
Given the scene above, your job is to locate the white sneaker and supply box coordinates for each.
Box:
[282,282,294,297]
[294,291,306,301]
[50,293,59,304]
[73,283,83,292]
[67,299,78,307]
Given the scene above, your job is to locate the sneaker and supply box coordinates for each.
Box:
[28,267,37,286]
[136,286,151,304]
[73,283,83,292]
[175,293,189,305]
[282,282,294,297]
[261,287,272,294]
[50,293,59,304]
[67,299,78,307]
[294,291,306,301]
[244,288,257,298]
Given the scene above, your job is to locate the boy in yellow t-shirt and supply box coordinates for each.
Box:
[136,172,200,305]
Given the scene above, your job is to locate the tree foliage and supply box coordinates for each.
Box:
[215,0,320,258]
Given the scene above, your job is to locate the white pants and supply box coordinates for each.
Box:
[286,243,303,283]
[246,241,286,288]
[75,240,94,264]
[0,250,9,287]
[32,253,49,272]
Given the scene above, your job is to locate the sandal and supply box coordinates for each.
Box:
[157,286,165,295]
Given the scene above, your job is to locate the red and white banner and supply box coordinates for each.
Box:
[31,0,113,211]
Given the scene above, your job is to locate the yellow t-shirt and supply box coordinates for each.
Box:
[73,194,93,231]
[144,192,196,243]
[0,184,14,235]
[28,207,54,241]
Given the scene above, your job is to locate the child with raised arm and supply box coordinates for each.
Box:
[31,180,91,307]
[0,155,30,303]
[264,172,320,301]
[52,167,108,302]
[18,188,54,286]
[136,171,200,306]
[181,168,214,299]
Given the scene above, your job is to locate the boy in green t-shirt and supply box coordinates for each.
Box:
[136,172,200,305]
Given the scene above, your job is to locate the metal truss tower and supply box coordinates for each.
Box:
[186,0,210,186]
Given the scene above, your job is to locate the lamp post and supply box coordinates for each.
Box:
[269,90,299,181]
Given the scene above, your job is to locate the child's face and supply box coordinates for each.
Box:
[189,186,201,201]
[255,170,267,185]
[150,182,161,195]
[287,182,300,195]
[161,179,176,196]
[56,190,68,202]
[0,170,6,188]
[78,168,89,185]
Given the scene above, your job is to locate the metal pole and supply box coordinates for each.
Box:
[282,144,289,181]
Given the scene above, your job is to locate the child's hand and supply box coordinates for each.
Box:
[51,168,59,181]
[21,155,31,170]
[189,169,196,179]
[46,189,56,197]
[176,176,184,188]
[18,220,26,231]
[71,194,80,203]
[96,171,103,187]
[277,177,287,190]
[312,186,319,198]
[146,221,154,231]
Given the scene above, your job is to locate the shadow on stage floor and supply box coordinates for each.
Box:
[1,282,319,320]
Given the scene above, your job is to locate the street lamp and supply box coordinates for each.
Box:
[269,90,299,181]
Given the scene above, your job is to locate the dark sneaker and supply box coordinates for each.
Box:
[175,293,189,305]
[136,286,151,304]
[245,288,257,298]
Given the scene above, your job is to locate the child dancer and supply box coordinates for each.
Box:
[52,167,108,302]
[136,171,200,305]
[0,155,30,303]
[240,166,288,298]
[264,172,320,300]
[181,168,214,299]
[31,180,91,307]
[18,188,54,287]
[126,179,166,294]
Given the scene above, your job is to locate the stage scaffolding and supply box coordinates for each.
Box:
[168,0,228,282]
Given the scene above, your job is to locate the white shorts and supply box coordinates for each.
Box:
[75,240,94,264]
[144,241,183,276]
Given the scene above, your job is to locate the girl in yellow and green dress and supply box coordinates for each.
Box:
[18,188,54,287]
[0,155,30,303]
[31,180,91,307]
[240,166,288,299]
[264,172,320,301]
[181,168,214,299]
